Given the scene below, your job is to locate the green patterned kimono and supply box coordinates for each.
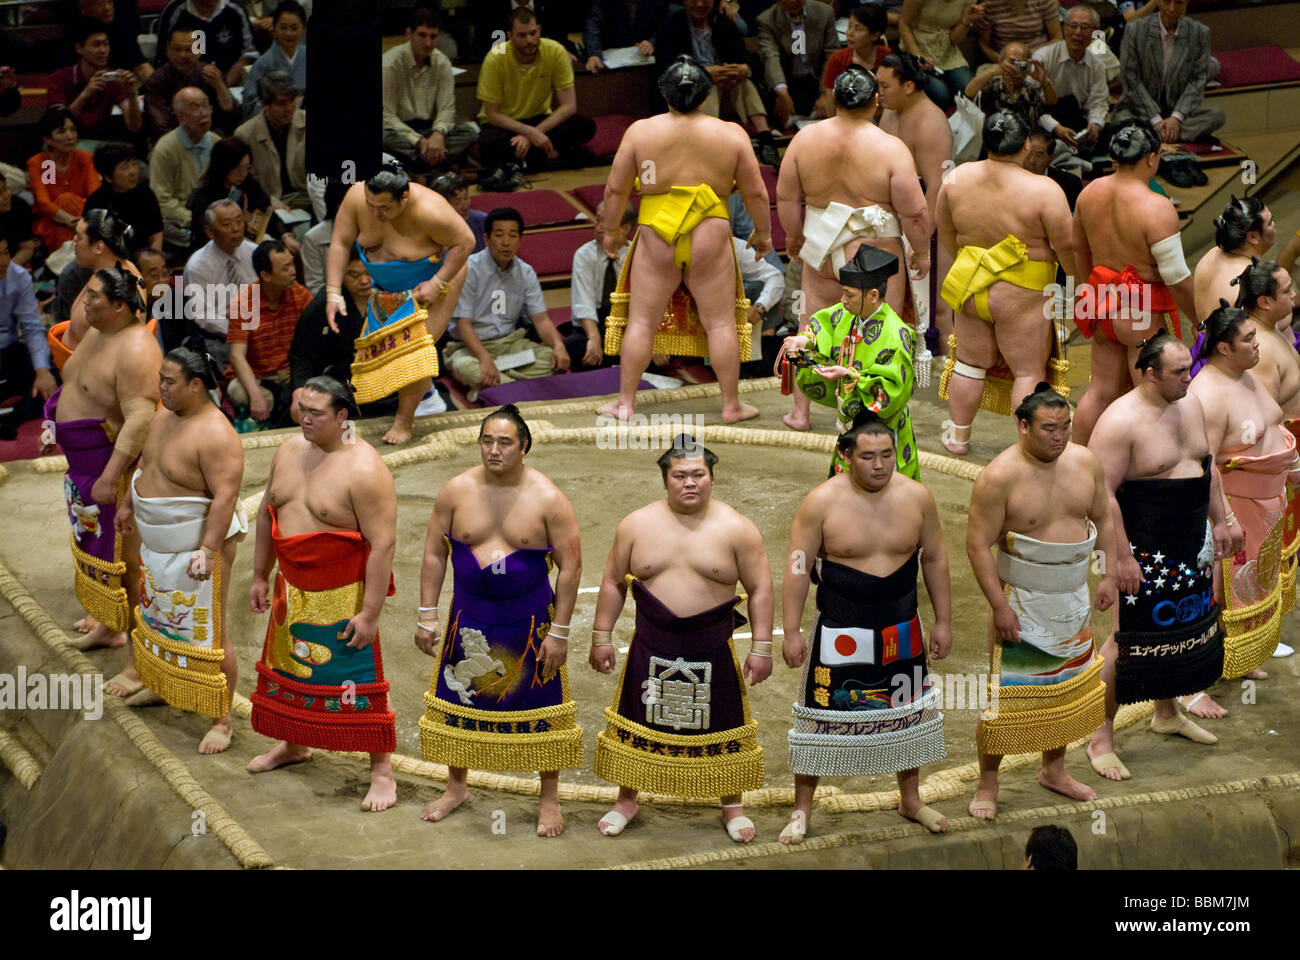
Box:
[795,302,919,479]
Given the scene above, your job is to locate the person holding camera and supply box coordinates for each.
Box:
[49,20,143,142]
[965,41,1055,147]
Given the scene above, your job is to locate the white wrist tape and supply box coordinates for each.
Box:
[1150,233,1191,286]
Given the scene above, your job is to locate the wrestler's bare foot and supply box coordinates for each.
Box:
[246,741,312,773]
[198,718,233,755]
[596,399,635,420]
[420,782,469,821]
[721,805,756,843]
[900,799,950,832]
[1179,691,1227,719]
[650,353,670,367]
[1087,735,1128,781]
[381,415,413,445]
[940,420,971,456]
[74,613,98,633]
[778,809,809,845]
[597,797,639,836]
[124,688,166,707]
[1038,768,1097,801]
[968,776,998,820]
[362,770,398,812]
[721,401,760,424]
[1246,668,1268,680]
[71,623,127,651]
[782,410,810,431]
[104,665,141,696]
[537,797,565,837]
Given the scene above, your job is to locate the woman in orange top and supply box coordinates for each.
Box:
[26,106,100,252]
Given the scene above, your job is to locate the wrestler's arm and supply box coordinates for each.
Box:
[1041,183,1076,281]
[1278,360,1300,423]
[414,481,455,655]
[345,454,398,648]
[1277,232,1300,275]
[782,487,823,667]
[590,515,635,672]
[93,337,162,505]
[935,183,957,259]
[541,486,583,677]
[1147,199,1198,335]
[889,147,932,259]
[425,198,475,292]
[1071,193,1095,285]
[249,448,281,612]
[535,85,576,135]
[1088,417,1143,594]
[734,515,775,684]
[775,145,805,258]
[599,130,638,245]
[917,487,952,659]
[965,465,1018,641]
[914,125,950,223]
[324,189,362,329]
[1084,449,1118,611]
[1186,392,1234,539]
[197,425,245,563]
[733,130,772,254]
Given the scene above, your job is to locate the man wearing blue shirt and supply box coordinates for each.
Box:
[0,238,57,433]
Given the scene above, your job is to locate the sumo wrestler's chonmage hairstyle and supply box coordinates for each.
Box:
[659,55,714,114]
[1231,257,1285,311]
[1196,300,1252,361]
[833,66,878,110]
[983,110,1029,157]
[837,409,895,454]
[1014,381,1070,424]
[480,403,532,454]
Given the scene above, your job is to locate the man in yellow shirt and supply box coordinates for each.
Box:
[476,8,596,188]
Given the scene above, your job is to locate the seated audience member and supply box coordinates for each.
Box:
[134,246,184,350]
[966,43,1053,138]
[818,5,891,118]
[1032,5,1108,152]
[977,0,1061,61]
[568,200,635,371]
[85,141,163,252]
[301,179,348,294]
[431,174,486,253]
[1022,128,1080,209]
[145,26,242,137]
[444,207,570,398]
[0,237,57,433]
[289,247,370,417]
[1113,0,1224,143]
[0,180,36,269]
[242,0,307,117]
[652,2,779,166]
[583,0,670,70]
[470,0,578,59]
[382,8,480,173]
[733,231,785,354]
[183,199,258,365]
[899,0,982,111]
[234,70,310,211]
[155,0,259,86]
[227,238,309,424]
[476,8,597,188]
[27,107,101,253]
[758,0,841,128]
[75,0,152,81]
[49,20,143,141]
[186,136,271,255]
[1023,824,1078,870]
[150,87,218,248]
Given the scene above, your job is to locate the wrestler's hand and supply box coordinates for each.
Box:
[188,548,214,581]
[1211,521,1232,561]
[510,133,531,159]
[1096,575,1117,612]
[90,473,117,506]
[785,233,804,259]
[414,623,441,656]
[929,621,952,660]
[551,343,571,373]
[478,357,501,388]
[589,641,616,674]
[1116,554,1144,596]
[782,630,807,669]
[117,500,135,537]
[743,653,773,685]
[1228,523,1245,558]
[249,576,270,613]
[342,610,379,649]
[909,254,931,280]
[992,602,1021,644]
[538,634,567,681]
[746,229,771,260]
[325,298,346,334]
[602,232,621,258]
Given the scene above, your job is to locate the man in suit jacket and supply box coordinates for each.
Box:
[234,71,309,211]
[1113,0,1224,143]
[758,0,841,127]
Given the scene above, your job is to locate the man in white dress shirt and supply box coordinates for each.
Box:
[567,201,636,370]
[1032,5,1109,152]
[182,199,258,367]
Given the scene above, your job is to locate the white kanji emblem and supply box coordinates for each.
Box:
[645,657,712,730]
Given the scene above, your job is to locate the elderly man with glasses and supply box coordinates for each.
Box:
[1032,5,1110,151]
